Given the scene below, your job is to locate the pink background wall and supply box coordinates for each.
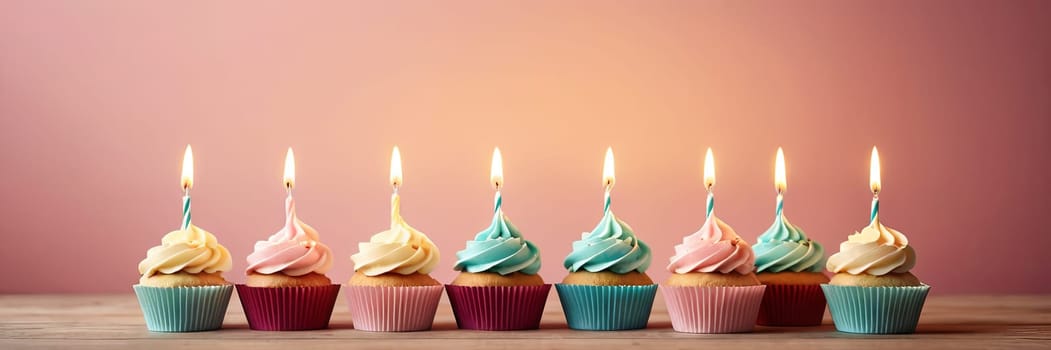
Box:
[2,1,1049,294]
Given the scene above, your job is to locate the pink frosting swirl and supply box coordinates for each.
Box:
[246,195,333,276]
[667,213,755,275]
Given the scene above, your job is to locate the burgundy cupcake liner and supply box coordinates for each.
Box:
[235,284,341,331]
[445,284,552,330]
[346,285,444,332]
[757,284,827,326]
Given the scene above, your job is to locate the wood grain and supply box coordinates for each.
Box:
[1,292,1048,349]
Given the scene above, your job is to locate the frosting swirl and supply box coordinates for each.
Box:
[454,195,541,275]
[564,202,651,274]
[139,224,232,278]
[753,210,826,273]
[245,195,333,276]
[826,215,916,275]
[351,194,440,276]
[667,212,755,274]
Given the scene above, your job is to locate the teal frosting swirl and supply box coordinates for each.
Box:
[454,200,541,275]
[753,210,826,273]
[564,203,652,274]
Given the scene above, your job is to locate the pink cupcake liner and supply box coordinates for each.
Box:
[445,284,551,330]
[235,284,341,331]
[346,285,444,332]
[757,284,827,326]
[661,285,766,333]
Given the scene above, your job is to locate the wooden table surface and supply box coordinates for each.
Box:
[1,291,1048,349]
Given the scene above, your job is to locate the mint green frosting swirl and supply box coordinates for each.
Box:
[753,211,825,273]
[454,202,541,275]
[564,204,652,274]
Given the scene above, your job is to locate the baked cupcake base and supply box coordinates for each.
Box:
[555,284,658,331]
[133,284,233,332]
[235,284,341,331]
[661,285,766,333]
[821,283,930,334]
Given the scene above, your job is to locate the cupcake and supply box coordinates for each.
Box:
[237,195,339,331]
[557,198,656,331]
[823,214,928,334]
[752,209,829,326]
[347,193,443,332]
[663,211,766,333]
[134,222,234,332]
[447,192,549,330]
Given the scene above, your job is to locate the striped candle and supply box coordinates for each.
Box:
[706,191,714,218]
[180,145,194,231]
[871,197,880,223]
[181,194,191,230]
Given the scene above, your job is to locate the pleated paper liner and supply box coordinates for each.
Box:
[757,284,827,326]
[346,285,444,332]
[235,284,341,331]
[821,284,930,334]
[133,284,233,332]
[445,284,551,330]
[554,284,658,331]
[661,285,766,334]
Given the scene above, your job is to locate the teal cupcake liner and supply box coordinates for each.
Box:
[133,284,233,332]
[821,284,930,334]
[555,284,658,331]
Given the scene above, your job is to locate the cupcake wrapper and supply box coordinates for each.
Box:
[235,284,341,331]
[346,285,444,332]
[133,284,233,332]
[757,284,827,326]
[445,284,551,331]
[661,285,766,333]
[821,284,930,334]
[554,284,657,331]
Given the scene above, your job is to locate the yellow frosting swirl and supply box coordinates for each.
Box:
[826,215,916,275]
[351,194,440,276]
[138,224,233,281]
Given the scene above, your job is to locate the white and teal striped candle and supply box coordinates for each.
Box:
[775,147,787,218]
[180,145,194,230]
[870,146,882,222]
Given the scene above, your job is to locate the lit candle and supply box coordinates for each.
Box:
[703,147,716,218]
[389,146,403,220]
[284,147,295,193]
[180,145,193,230]
[282,147,300,232]
[390,146,403,194]
[870,146,881,222]
[491,147,504,212]
[775,147,787,216]
[602,147,615,212]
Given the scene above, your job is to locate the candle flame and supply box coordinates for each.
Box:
[870,146,881,194]
[775,147,786,193]
[703,147,715,190]
[390,146,403,187]
[283,147,295,189]
[602,147,615,188]
[181,145,194,190]
[491,147,503,189]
